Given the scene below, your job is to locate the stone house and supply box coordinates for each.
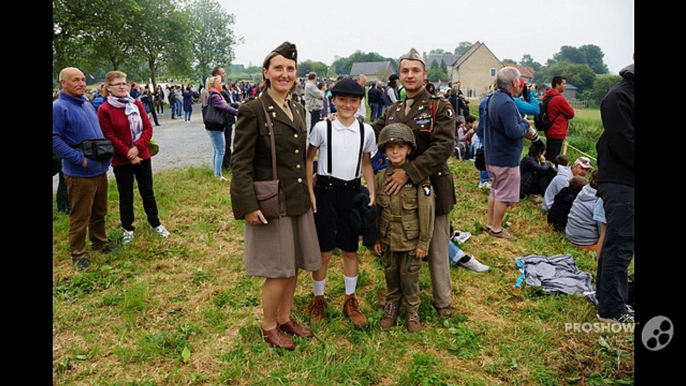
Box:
[450,41,504,98]
[349,61,395,83]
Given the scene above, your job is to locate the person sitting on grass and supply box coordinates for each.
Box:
[448,223,489,273]
[542,156,592,213]
[565,170,601,249]
[519,140,556,200]
[547,175,588,231]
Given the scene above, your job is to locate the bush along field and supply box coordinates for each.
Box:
[53,109,634,385]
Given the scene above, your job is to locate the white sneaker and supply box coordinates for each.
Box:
[121,228,134,245]
[477,181,492,189]
[152,224,170,238]
[459,256,490,273]
[451,231,472,244]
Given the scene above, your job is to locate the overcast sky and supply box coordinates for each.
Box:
[217,0,633,75]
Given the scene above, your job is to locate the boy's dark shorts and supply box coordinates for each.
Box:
[313,176,361,253]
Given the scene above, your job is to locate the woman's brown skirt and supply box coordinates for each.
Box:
[243,209,322,278]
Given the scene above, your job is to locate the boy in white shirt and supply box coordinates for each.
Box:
[305,79,377,328]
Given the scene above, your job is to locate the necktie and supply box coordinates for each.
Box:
[282,100,293,121]
[404,98,414,115]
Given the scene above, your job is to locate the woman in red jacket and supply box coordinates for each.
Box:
[98,70,170,245]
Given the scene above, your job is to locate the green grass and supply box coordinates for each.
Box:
[53,109,633,385]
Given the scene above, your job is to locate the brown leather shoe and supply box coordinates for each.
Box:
[406,311,422,333]
[380,301,399,331]
[434,304,453,318]
[278,319,314,338]
[260,326,294,350]
[343,294,367,328]
[309,295,327,325]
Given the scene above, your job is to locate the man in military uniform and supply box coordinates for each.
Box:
[372,48,457,317]
[373,123,435,332]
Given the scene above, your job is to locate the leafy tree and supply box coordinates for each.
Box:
[548,44,608,74]
[588,74,622,106]
[298,60,313,77]
[502,59,517,65]
[427,68,449,82]
[53,0,139,80]
[131,0,192,89]
[429,48,449,55]
[229,64,246,73]
[534,62,597,95]
[520,54,542,72]
[331,51,397,76]
[297,60,328,77]
[439,60,448,74]
[578,44,608,74]
[453,41,472,55]
[185,0,242,83]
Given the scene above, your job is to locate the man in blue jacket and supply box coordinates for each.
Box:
[483,67,535,241]
[53,67,113,270]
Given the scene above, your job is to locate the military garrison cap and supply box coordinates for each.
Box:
[399,47,425,67]
[330,78,365,97]
[377,123,416,153]
[263,41,297,68]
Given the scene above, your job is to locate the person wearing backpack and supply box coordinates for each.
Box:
[384,74,400,107]
[541,76,575,161]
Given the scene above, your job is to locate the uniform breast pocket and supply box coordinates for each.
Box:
[258,122,284,137]
[401,191,418,213]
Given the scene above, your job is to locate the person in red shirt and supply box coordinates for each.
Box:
[98,70,171,245]
[542,76,575,161]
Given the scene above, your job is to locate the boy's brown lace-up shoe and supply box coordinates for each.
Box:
[309,295,327,325]
[406,311,422,333]
[260,326,294,350]
[434,303,453,318]
[343,294,367,328]
[380,301,400,331]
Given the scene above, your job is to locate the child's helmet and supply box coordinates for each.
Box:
[377,123,416,153]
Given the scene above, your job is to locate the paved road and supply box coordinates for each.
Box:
[53,102,215,191]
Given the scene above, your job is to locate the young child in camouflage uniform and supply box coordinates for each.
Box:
[373,123,435,333]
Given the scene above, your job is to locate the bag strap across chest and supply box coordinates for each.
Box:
[257,97,278,180]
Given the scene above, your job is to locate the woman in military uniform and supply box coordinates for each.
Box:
[230,42,321,351]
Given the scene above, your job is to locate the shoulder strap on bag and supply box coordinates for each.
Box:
[257,97,278,180]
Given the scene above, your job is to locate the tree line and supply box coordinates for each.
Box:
[54,3,619,105]
[53,0,240,89]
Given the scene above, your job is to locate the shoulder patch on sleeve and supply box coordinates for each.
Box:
[422,184,431,196]
[446,108,454,118]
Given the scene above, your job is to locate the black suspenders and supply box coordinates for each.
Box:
[326,120,365,178]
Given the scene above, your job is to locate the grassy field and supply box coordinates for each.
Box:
[53,108,634,385]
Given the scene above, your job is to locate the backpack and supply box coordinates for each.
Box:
[533,94,560,131]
